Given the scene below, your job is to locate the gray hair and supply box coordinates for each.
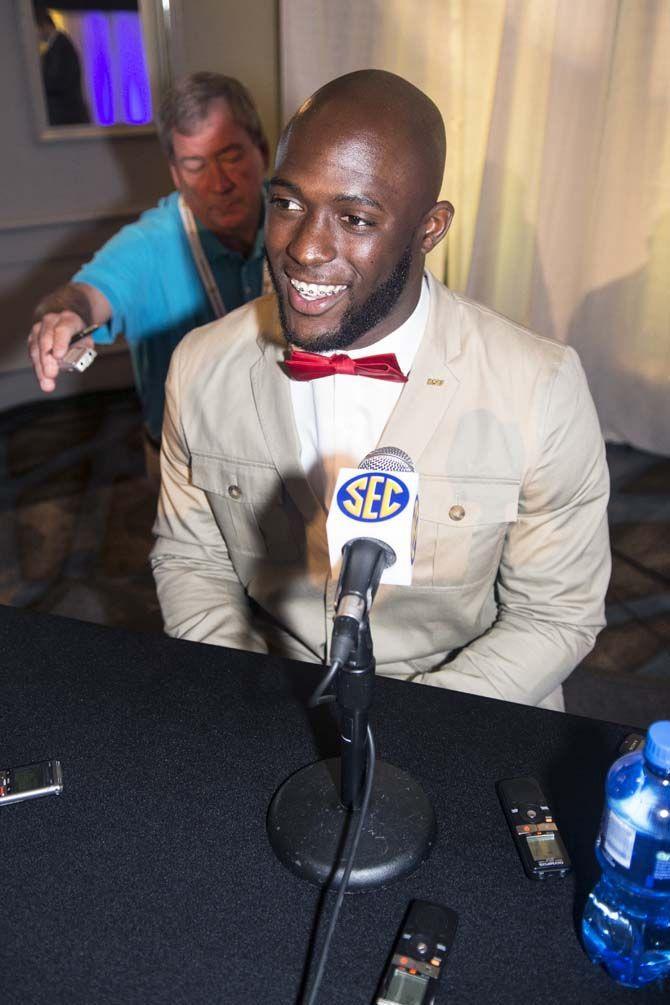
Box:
[157,72,267,161]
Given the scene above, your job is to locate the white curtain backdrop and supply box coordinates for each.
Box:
[279,0,670,455]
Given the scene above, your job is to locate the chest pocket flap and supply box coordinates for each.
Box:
[419,477,519,526]
[415,477,519,587]
[191,453,283,507]
[190,453,299,560]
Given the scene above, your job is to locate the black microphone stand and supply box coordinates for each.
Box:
[337,617,374,810]
[267,614,436,892]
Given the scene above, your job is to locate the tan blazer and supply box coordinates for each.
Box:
[151,273,610,710]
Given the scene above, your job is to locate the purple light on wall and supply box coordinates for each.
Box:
[82,13,115,125]
[78,10,152,127]
[114,13,152,125]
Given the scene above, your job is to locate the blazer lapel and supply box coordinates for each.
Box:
[379,273,463,464]
[250,307,321,524]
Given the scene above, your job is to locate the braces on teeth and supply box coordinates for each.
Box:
[290,279,346,300]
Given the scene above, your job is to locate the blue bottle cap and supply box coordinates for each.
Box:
[645,721,670,772]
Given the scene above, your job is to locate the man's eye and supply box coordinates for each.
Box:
[181,159,206,174]
[217,151,244,165]
[343,215,374,229]
[269,196,302,212]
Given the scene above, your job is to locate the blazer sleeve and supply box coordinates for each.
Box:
[149,345,269,654]
[420,346,611,706]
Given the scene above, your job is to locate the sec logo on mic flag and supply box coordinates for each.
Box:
[336,473,410,522]
[328,467,419,586]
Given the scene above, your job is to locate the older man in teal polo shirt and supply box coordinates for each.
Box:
[28,72,269,456]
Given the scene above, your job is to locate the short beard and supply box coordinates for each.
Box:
[266,244,414,352]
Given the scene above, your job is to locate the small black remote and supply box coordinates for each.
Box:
[497,776,571,880]
[619,732,645,756]
[375,899,458,1005]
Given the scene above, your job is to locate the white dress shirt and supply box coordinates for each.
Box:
[290,275,430,508]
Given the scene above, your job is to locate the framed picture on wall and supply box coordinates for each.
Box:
[17,0,182,141]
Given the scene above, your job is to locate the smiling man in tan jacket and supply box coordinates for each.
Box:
[150,70,610,711]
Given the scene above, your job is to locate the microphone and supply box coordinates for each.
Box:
[268,447,435,893]
[326,447,419,666]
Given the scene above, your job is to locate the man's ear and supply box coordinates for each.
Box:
[420,201,454,253]
[169,161,180,191]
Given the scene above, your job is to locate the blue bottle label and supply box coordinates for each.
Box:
[656,852,670,880]
[600,808,670,892]
[603,808,635,868]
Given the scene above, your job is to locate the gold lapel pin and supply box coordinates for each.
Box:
[426,378,445,386]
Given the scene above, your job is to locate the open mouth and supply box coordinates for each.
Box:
[287,277,349,316]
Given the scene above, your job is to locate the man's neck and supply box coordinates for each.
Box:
[347,273,424,352]
[211,229,254,258]
[206,203,264,260]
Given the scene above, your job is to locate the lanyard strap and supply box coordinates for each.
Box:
[179,195,227,319]
[179,195,273,318]
[261,255,273,297]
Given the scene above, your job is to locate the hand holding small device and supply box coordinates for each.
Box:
[28,308,99,391]
[57,324,99,373]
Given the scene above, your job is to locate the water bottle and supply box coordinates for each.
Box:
[582,720,670,988]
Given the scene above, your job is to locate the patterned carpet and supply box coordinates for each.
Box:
[1,388,668,728]
[0,389,162,635]
[563,445,670,725]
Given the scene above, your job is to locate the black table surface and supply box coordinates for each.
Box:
[0,604,667,1004]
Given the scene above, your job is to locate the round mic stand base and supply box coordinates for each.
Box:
[267,757,436,892]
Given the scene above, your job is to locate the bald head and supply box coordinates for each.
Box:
[281,69,447,207]
[266,70,453,352]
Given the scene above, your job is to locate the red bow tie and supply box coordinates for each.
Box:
[284,349,408,383]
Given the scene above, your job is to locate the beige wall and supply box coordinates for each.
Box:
[179,0,280,155]
[0,0,280,411]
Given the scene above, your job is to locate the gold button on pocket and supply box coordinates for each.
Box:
[190,454,301,561]
[416,476,519,587]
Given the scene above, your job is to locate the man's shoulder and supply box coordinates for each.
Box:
[457,292,565,360]
[428,274,569,368]
[86,193,182,258]
[74,192,184,290]
[173,294,281,372]
[125,191,182,237]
